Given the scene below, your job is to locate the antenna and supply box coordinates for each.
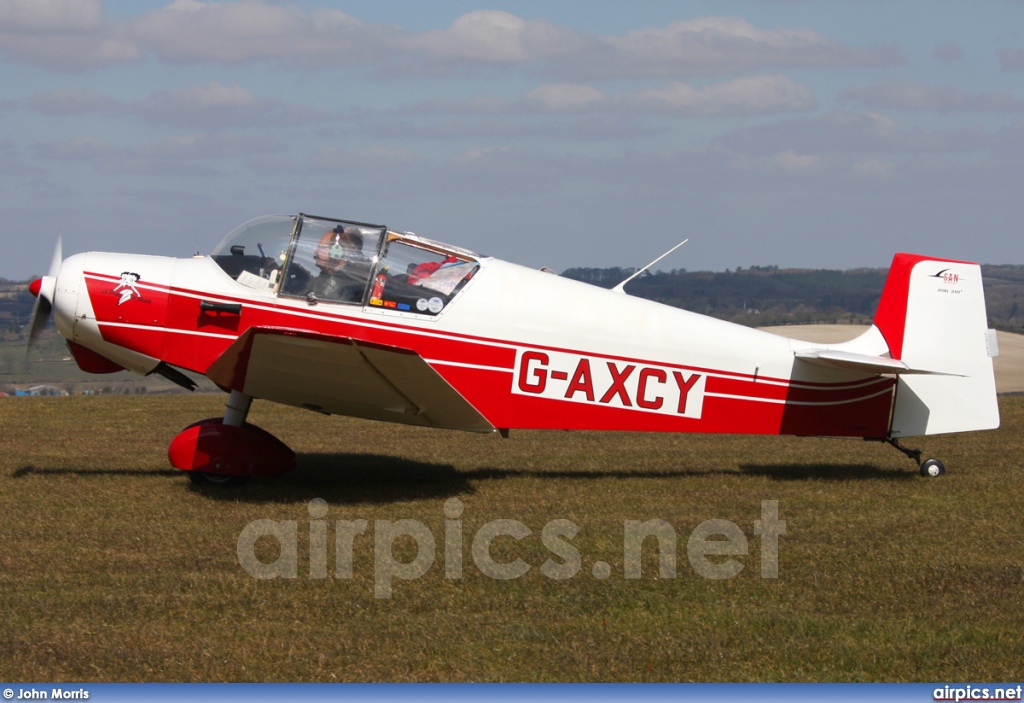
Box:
[611,239,688,294]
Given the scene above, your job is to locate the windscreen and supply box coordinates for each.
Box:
[210,215,297,292]
[279,215,386,305]
[367,235,479,316]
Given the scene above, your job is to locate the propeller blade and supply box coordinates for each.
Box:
[25,234,63,357]
[48,233,62,277]
[26,295,52,353]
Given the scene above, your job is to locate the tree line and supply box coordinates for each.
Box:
[561,264,1024,333]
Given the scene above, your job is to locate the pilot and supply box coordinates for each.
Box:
[312,225,372,302]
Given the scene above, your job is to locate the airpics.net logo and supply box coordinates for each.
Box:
[236,499,786,598]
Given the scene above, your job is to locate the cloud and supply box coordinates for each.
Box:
[409,11,595,65]
[933,41,964,62]
[409,12,902,79]
[626,75,816,116]
[305,145,424,173]
[524,84,609,113]
[362,76,813,144]
[715,110,995,158]
[0,0,139,71]
[26,89,120,116]
[0,34,139,71]
[839,82,1024,113]
[413,75,815,120]
[30,132,285,176]
[132,82,332,128]
[581,16,902,79]
[9,125,1024,278]
[852,158,895,178]
[23,82,334,130]
[526,75,816,117]
[32,136,115,161]
[0,139,45,178]
[773,151,820,172]
[2,2,903,78]
[0,0,101,31]
[133,132,284,160]
[129,0,387,67]
[362,113,662,142]
[998,48,1024,71]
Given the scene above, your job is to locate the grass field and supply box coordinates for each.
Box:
[1,394,1023,682]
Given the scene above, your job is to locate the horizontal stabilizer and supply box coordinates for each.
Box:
[794,349,957,376]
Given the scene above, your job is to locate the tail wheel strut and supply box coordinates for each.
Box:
[883,437,946,477]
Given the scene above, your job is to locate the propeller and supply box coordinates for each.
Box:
[26,234,62,355]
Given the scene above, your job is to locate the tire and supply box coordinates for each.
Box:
[920,458,946,478]
[187,471,249,487]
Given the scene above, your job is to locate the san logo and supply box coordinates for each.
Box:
[930,268,962,285]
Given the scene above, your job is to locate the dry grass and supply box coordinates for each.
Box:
[1,394,1023,682]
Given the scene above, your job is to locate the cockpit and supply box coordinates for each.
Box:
[210,214,481,316]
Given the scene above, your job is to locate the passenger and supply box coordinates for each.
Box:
[312,226,372,302]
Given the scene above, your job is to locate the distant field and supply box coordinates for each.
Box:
[2,394,1022,682]
[0,331,214,395]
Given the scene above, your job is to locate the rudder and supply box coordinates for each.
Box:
[873,253,999,437]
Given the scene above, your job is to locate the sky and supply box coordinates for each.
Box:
[3,0,1024,279]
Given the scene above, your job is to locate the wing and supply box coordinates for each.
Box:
[206,327,494,432]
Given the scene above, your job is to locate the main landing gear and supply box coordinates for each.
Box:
[880,437,946,477]
[168,390,296,486]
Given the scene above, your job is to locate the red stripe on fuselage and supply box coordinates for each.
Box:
[84,272,894,437]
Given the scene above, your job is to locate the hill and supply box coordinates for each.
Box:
[562,264,1024,333]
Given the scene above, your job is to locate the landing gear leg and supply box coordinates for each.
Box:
[186,391,255,486]
[882,437,946,477]
[189,390,256,482]
[224,389,253,427]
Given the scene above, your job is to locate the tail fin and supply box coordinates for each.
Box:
[874,253,999,437]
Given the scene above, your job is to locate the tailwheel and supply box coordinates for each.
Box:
[919,458,946,478]
[880,437,946,477]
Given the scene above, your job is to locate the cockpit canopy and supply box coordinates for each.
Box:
[211,214,481,316]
